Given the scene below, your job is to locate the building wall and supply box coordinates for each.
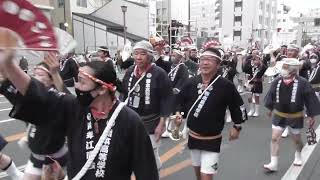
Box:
[190,0,215,38]
[276,3,297,45]
[92,0,149,39]
[215,0,277,49]
[50,0,108,34]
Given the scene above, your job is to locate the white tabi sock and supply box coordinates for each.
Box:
[264,156,278,171]
[253,104,260,117]
[4,161,23,180]
[293,151,302,166]
[247,103,255,116]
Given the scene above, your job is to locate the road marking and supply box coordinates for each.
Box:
[160,159,192,178]
[0,118,16,124]
[160,141,187,163]
[0,101,9,104]
[0,165,25,178]
[281,124,320,180]
[0,108,11,112]
[5,132,25,142]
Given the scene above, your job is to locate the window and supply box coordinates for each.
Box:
[58,0,64,7]
[234,16,242,22]
[283,19,286,22]
[266,4,270,12]
[77,0,87,8]
[202,14,206,17]
[157,9,160,15]
[315,18,320,26]
[234,30,241,36]
[162,8,167,15]
[259,16,263,24]
[235,1,242,8]
[259,1,263,10]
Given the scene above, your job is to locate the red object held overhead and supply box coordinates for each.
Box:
[0,0,57,50]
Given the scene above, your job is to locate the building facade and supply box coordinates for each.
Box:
[190,0,215,38]
[214,0,278,49]
[276,3,297,45]
[293,9,320,46]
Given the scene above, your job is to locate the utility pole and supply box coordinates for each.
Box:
[188,0,191,37]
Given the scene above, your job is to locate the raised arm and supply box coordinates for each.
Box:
[44,53,65,92]
[0,29,31,95]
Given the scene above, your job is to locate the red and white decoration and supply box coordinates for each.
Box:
[0,0,58,51]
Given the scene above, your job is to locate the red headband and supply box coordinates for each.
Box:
[79,69,116,92]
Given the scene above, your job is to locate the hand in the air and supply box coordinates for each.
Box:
[0,29,17,66]
[44,52,60,75]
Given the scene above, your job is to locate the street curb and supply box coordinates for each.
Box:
[297,142,320,180]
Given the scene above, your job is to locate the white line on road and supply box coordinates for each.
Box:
[0,165,25,178]
[281,124,320,180]
[0,118,16,124]
[0,108,11,112]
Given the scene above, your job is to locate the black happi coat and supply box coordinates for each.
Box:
[184,59,199,77]
[176,75,247,152]
[249,64,267,94]
[299,59,312,79]
[309,64,320,91]
[60,58,79,87]
[9,79,158,180]
[155,56,171,74]
[169,63,189,91]
[265,76,320,128]
[122,65,173,134]
[0,80,66,154]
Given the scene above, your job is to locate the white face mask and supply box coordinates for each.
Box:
[280,69,290,78]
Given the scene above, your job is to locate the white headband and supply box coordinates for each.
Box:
[98,47,109,51]
[200,51,222,61]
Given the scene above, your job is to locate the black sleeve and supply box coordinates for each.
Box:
[131,115,159,180]
[158,71,173,117]
[303,80,320,117]
[0,80,20,104]
[0,133,8,151]
[9,78,74,126]
[175,79,192,115]
[120,67,132,101]
[175,65,189,90]
[256,64,267,78]
[227,82,247,124]
[69,60,79,82]
[264,80,277,111]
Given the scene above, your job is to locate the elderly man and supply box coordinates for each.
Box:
[122,41,173,170]
[175,47,247,180]
[162,49,189,138]
[264,58,320,172]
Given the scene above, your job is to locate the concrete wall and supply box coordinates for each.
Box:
[92,0,149,39]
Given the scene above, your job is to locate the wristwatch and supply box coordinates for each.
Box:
[233,125,242,131]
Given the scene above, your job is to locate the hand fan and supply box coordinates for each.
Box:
[0,0,57,51]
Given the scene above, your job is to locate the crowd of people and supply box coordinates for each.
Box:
[1,26,320,180]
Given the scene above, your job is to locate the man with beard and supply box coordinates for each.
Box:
[121,40,173,170]
[183,46,199,77]
[162,49,189,138]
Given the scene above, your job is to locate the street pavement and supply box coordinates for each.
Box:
[1,74,320,180]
